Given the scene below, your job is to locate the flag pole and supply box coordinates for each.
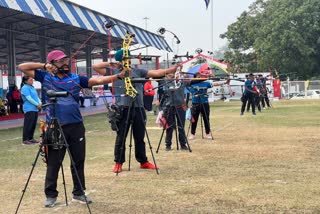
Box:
[211,0,213,54]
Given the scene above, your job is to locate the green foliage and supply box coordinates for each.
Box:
[190,57,207,67]
[221,0,320,79]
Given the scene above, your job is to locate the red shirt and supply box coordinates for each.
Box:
[144,81,155,96]
[12,90,21,100]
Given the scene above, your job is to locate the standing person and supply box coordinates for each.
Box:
[161,72,189,151]
[188,78,215,140]
[254,75,263,112]
[12,85,22,113]
[143,80,155,112]
[93,49,181,173]
[79,90,85,108]
[18,49,125,208]
[240,73,257,116]
[20,76,42,145]
[258,75,271,109]
[6,85,19,113]
[241,75,251,113]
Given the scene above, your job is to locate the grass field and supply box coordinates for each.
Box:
[1,99,320,213]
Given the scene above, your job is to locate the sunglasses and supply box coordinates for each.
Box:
[53,57,70,63]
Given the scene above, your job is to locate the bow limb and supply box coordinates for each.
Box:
[122,31,137,98]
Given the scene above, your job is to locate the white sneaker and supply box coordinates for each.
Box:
[188,134,195,140]
[205,134,213,139]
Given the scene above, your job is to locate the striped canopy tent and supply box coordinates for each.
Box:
[182,54,229,78]
[0,0,172,66]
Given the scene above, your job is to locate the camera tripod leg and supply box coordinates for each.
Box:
[60,164,68,206]
[15,145,43,214]
[117,104,133,176]
[116,97,159,175]
[131,96,159,174]
[137,106,159,175]
[156,126,166,153]
[55,122,92,213]
[128,127,133,171]
[200,113,204,139]
[156,108,180,152]
[174,121,179,150]
[173,106,192,152]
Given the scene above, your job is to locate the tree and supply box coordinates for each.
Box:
[221,0,320,80]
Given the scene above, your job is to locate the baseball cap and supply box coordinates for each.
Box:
[114,49,130,62]
[47,50,68,62]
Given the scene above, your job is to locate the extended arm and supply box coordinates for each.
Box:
[90,62,125,87]
[88,73,123,87]
[146,64,181,78]
[92,62,120,76]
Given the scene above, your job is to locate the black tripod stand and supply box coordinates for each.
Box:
[155,88,192,153]
[187,92,214,140]
[15,97,92,214]
[113,90,159,176]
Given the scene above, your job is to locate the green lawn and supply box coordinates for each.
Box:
[1,99,320,213]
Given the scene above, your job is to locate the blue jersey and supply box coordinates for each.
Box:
[189,81,213,104]
[244,80,256,95]
[34,70,89,124]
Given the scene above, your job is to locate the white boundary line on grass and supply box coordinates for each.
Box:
[215,121,234,132]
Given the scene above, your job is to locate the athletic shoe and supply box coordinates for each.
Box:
[140,161,157,169]
[22,140,38,145]
[188,134,195,140]
[112,163,122,173]
[165,146,171,151]
[30,139,39,144]
[180,144,189,151]
[72,195,93,204]
[44,197,57,208]
[205,134,213,139]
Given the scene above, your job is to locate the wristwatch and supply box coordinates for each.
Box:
[43,63,48,70]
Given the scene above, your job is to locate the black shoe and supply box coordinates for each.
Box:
[240,112,244,116]
[252,112,256,115]
[165,146,171,151]
[180,144,189,151]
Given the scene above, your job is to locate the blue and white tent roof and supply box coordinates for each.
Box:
[0,0,172,52]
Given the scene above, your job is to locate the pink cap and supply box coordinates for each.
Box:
[47,50,67,62]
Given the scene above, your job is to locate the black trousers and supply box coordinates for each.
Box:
[191,103,211,135]
[22,111,38,141]
[255,94,261,112]
[143,95,153,111]
[114,107,148,164]
[45,122,86,198]
[79,96,85,106]
[165,106,186,147]
[241,93,255,113]
[261,94,271,108]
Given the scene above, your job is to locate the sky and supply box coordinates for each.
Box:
[68,0,256,59]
